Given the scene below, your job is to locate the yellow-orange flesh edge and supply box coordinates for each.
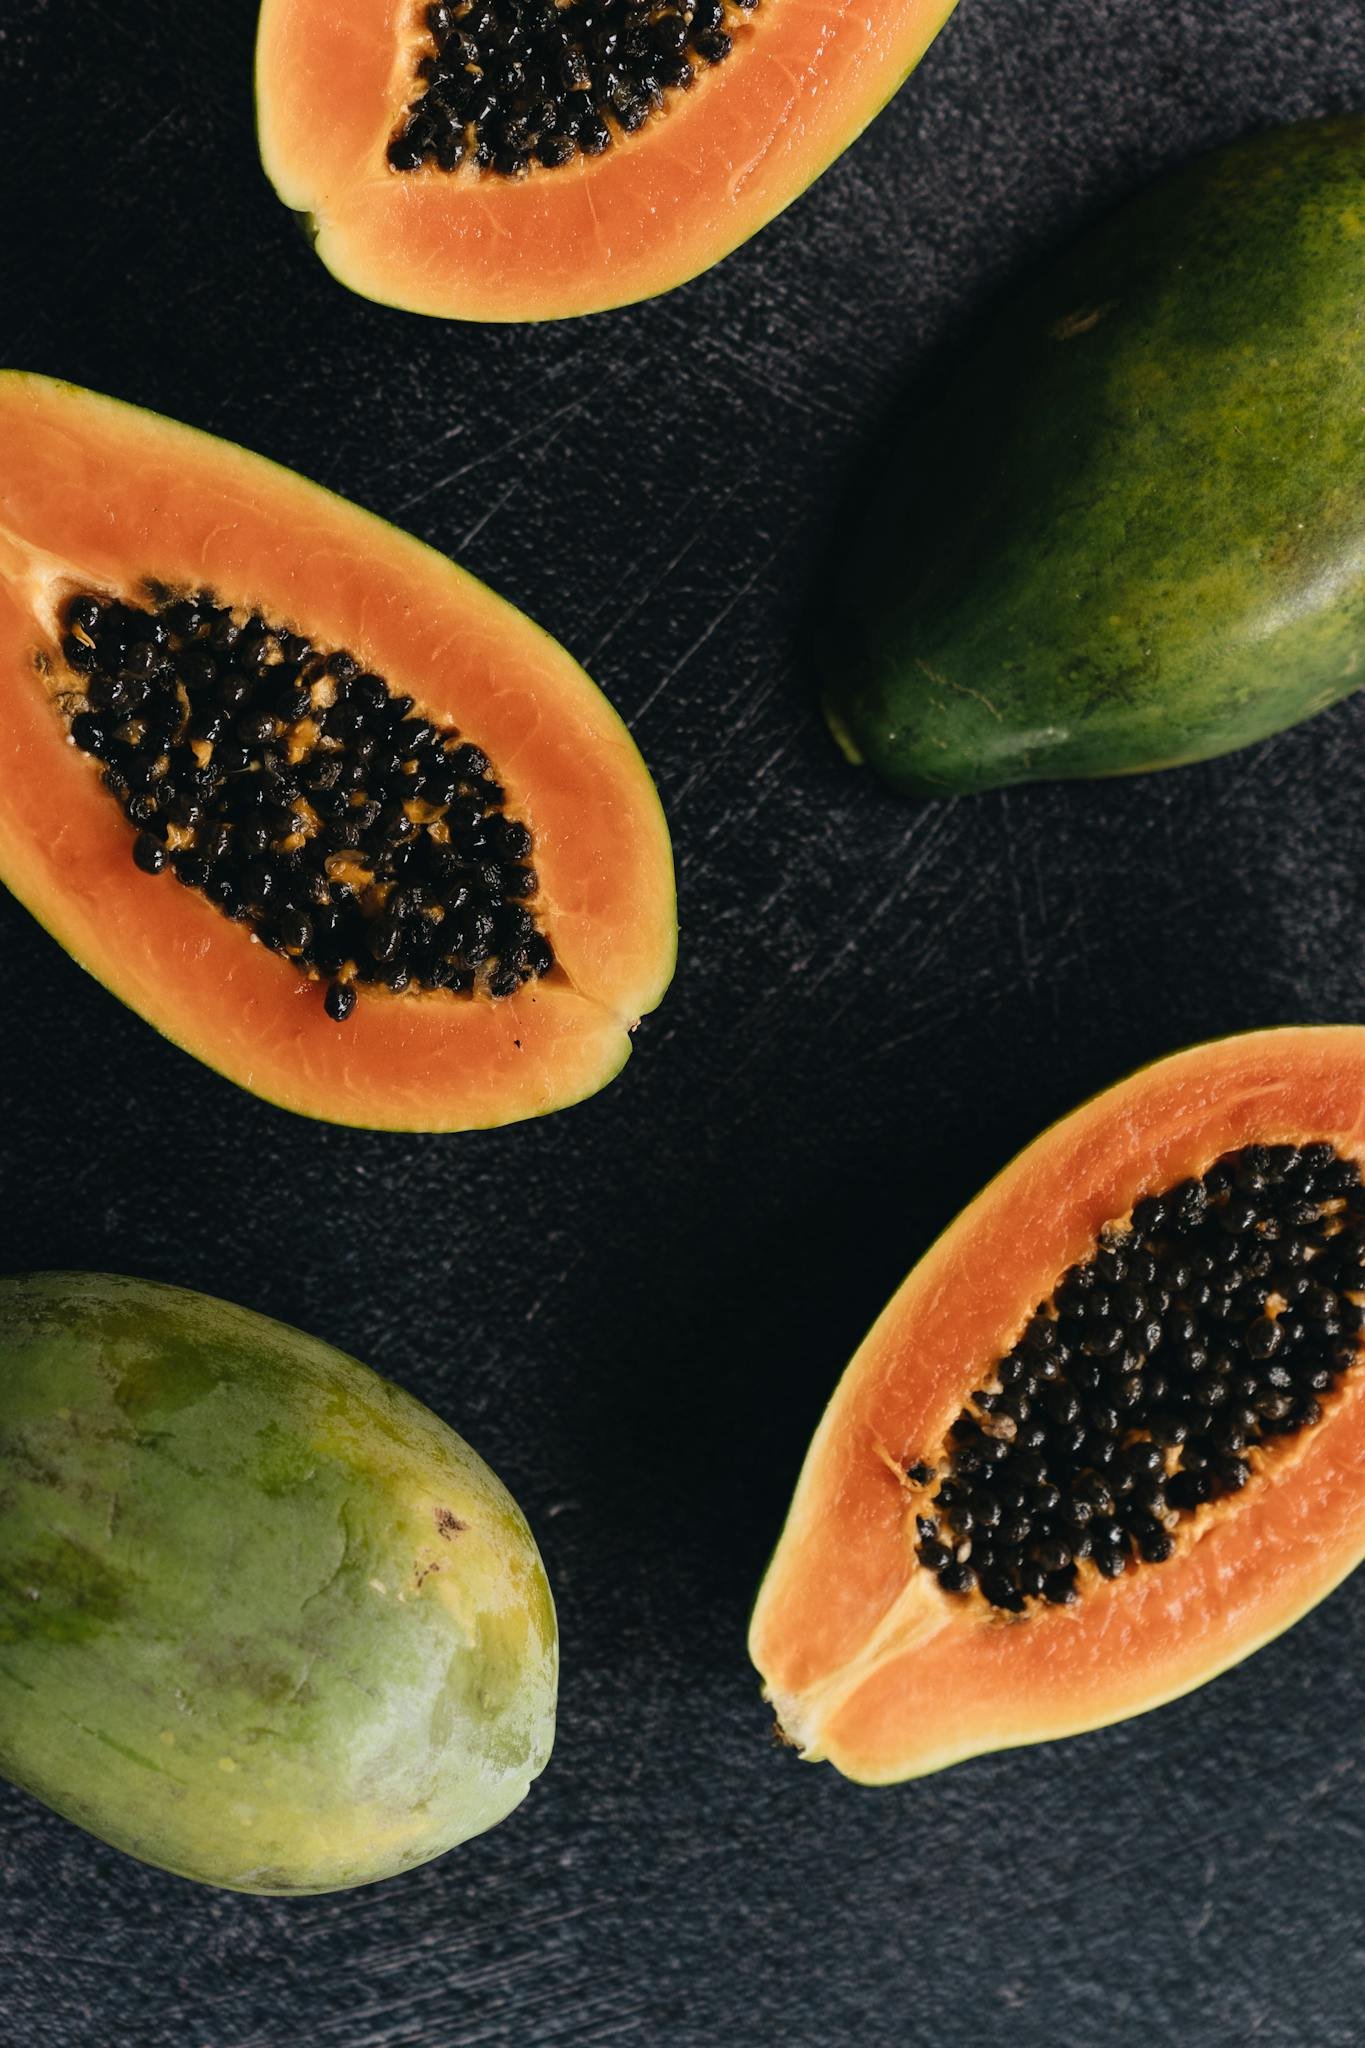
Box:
[0,373,675,1130]
[749,1027,1365,1782]
[255,0,959,319]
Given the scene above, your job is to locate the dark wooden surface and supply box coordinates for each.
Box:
[2,2,1365,2042]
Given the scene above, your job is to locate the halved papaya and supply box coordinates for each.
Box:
[255,0,959,320]
[0,374,675,1129]
[750,1028,1365,1782]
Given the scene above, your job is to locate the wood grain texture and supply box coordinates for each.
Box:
[1,0,1363,2041]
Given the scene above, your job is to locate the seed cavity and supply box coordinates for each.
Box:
[388,0,757,178]
[909,1143,1365,1614]
[58,588,554,1021]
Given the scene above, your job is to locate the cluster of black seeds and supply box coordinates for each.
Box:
[57,589,553,1022]
[388,0,756,177]
[908,1143,1365,1614]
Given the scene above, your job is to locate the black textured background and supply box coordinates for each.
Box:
[2,1,1365,2043]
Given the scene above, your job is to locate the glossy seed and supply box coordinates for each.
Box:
[131,832,166,875]
[1245,1316,1283,1361]
[978,1571,1024,1613]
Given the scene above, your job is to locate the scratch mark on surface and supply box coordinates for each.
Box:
[628,553,776,728]
[392,395,586,518]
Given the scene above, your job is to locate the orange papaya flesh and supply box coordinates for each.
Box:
[750,1027,1365,1783]
[0,374,675,1129]
[255,0,959,321]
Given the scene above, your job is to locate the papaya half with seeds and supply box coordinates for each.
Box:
[750,1028,1365,1783]
[0,373,675,1129]
[824,116,1365,796]
[0,1272,557,1894]
[255,0,958,320]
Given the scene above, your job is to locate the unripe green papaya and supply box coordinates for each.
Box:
[824,116,1365,795]
[0,1273,556,1894]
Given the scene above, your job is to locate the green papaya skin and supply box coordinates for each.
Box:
[0,1274,556,1894]
[824,116,1365,795]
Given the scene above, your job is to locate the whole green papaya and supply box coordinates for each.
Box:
[824,116,1365,795]
[0,1273,556,1893]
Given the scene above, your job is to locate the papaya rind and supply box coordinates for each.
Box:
[0,1271,558,1893]
[823,116,1365,795]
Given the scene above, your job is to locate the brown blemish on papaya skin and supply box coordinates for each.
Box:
[1048,300,1118,340]
[414,1512,467,1587]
